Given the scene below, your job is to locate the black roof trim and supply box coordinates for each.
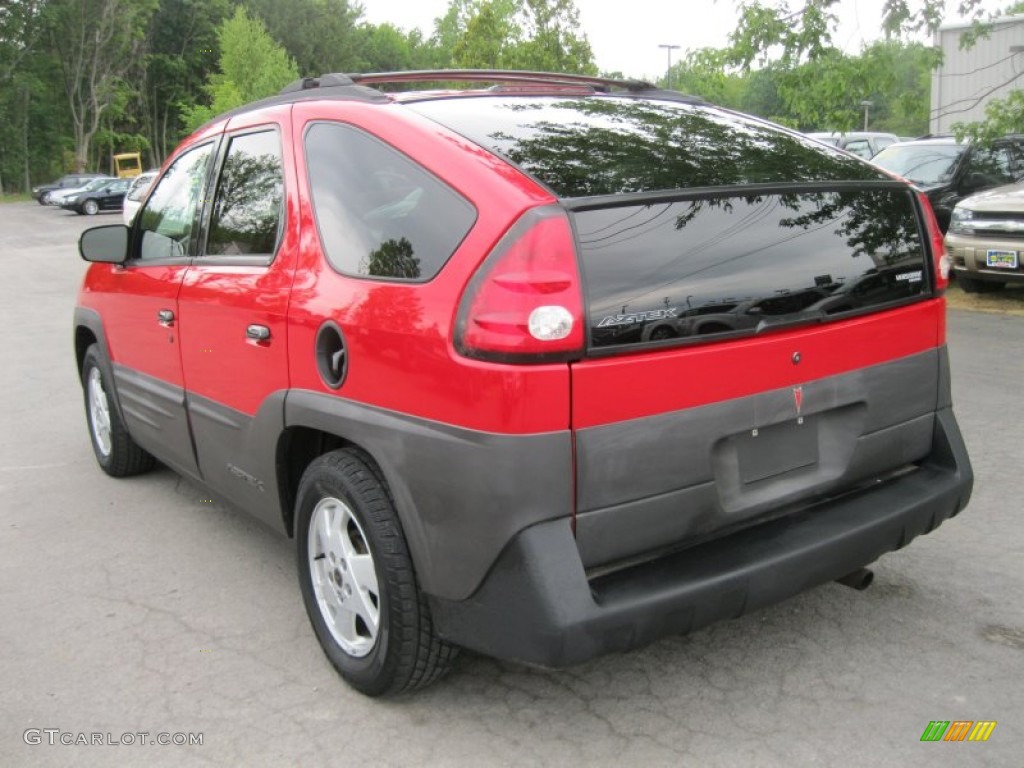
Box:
[345,69,655,92]
[279,73,356,92]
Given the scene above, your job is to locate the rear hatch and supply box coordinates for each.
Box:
[569,186,941,568]
[408,94,944,571]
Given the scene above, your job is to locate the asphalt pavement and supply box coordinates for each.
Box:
[1,201,1021,767]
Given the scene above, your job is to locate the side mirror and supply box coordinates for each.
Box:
[79,225,129,264]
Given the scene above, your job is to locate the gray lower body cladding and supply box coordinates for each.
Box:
[574,348,947,569]
[284,392,574,601]
[429,407,972,667]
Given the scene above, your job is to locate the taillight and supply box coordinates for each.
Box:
[918,191,950,291]
[455,206,584,362]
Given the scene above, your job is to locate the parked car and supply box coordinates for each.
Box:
[60,177,133,215]
[73,69,972,697]
[945,180,1024,292]
[871,135,1024,231]
[806,131,900,159]
[32,173,109,205]
[46,176,115,207]
[121,170,159,225]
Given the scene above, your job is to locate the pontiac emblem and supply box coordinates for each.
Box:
[793,385,804,416]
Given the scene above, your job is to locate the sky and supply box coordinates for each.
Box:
[358,0,1006,81]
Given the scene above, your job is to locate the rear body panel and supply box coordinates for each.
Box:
[574,346,941,568]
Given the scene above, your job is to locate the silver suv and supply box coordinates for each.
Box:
[946,181,1024,292]
[807,131,900,159]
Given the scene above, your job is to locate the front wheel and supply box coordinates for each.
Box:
[296,449,457,696]
[81,345,155,477]
[83,199,99,215]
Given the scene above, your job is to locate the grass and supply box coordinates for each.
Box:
[1,193,33,203]
[946,278,1024,317]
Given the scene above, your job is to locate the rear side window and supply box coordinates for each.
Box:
[206,130,284,257]
[574,187,928,350]
[305,122,476,281]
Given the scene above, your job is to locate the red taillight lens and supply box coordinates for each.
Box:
[455,206,585,362]
[918,191,950,291]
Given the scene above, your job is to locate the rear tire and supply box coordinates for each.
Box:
[81,345,155,477]
[296,449,457,696]
[957,274,1004,293]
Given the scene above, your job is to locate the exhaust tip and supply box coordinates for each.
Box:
[836,567,874,591]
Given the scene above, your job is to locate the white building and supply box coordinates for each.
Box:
[930,15,1024,134]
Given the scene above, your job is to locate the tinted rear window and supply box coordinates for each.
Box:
[574,187,928,350]
[407,96,883,197]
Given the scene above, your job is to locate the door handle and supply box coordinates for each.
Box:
[157,309,175,327]
[246,324,271,342]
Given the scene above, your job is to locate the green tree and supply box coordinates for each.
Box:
[434,0,596,74]
[453,1,519,68]
[139,0,231,164]
[0,0,48,191]
[509,0,596,73]
[243,0,364,75]
[722,1,1007,136]
[665,49,746,107]
[740,66,788,123]
[45,0,159,172]
[183,7,299,132]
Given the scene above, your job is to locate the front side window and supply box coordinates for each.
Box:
[206,130,285,257]
[305,122,476,281]
[136,143,214,261]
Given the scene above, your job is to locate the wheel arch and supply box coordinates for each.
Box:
[280,390,574,602]
[74,308,128,424]
[276,421,432,593]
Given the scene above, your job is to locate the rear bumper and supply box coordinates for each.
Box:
[429,407,972,668]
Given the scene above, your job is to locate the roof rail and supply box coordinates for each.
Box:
[342,69,657,93]
[279,73,355,94]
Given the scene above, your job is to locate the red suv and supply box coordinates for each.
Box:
[74,71,973,696]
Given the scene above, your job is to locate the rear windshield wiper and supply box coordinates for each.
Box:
[754,310,828,334]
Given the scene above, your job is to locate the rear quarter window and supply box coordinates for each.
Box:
[304,122,476,281]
